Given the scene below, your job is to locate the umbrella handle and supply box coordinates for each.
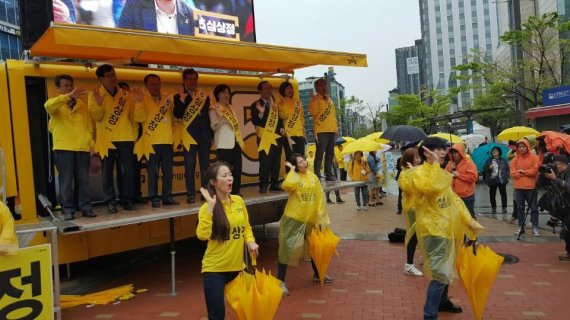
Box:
[251,256,257,267]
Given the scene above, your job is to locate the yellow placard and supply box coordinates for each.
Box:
[0,244,53,320]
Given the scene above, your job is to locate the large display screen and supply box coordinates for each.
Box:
[51,0,255,42]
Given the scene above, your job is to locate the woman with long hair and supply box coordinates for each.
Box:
[277,81,306,159]
[209,84,245,195]
[277,153,332,296]
[397,147,423,277]
[196,162,259,320]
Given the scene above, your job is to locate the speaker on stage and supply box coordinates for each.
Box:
[19,0,53,49]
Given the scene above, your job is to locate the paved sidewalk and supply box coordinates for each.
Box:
[61,190,570,319]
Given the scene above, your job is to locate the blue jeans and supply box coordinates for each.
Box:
[424,280,449,319]
[515,189,538,227]
[462,194,476,219]
[202,271,239,320]
[354,185,368,206]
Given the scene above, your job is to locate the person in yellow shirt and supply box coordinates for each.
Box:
[326,145,345,203]
[0,201,18,255]
[277,81,306,159]
[45,74,96,221]
[397,148,423,277]
[89,64,145,213]
[277,153,333,296]
[197,162,259,320]
[138,74,179,208]
[347,151,370,210]
[309,78,339,181]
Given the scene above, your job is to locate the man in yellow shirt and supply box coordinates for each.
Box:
[89,64,145,213]
[138,74,179,208]
[309,78,339,181]
[45,74,96,220]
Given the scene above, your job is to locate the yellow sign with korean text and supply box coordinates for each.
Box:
[0,244,53,320]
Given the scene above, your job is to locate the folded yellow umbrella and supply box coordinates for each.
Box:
[456,245,504,320]
[308,227,340,286]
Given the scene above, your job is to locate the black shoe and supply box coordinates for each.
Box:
[81,210,97,218]
[269,184,281,192]
[63,212,75,221]
[336,199,345,203]
[187,195,195,204]
[326,199,334,204]
[163,197,180,205]
[259,185,268,193]
[122,202,136,211]
[438,300,463,313]
[151,200,161,208]
[107,203,118,214]
[134,197,148,204]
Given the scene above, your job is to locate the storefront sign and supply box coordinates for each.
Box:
[542,85,570,106]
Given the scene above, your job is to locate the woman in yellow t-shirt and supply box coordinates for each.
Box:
[197,162,260,320]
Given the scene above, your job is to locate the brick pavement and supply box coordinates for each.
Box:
[61,190,570,319]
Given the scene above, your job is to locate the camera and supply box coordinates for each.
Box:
[539,163,556,174]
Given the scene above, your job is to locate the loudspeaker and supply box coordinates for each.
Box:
[19,0,53,49]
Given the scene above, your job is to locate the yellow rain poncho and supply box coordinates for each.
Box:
[397,167,419,244]
[0,201,18,255]
[411,162,482,284]
[278,170,328,266]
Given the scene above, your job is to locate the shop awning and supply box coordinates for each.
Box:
[526,104,570,119]
[30,23,367,73]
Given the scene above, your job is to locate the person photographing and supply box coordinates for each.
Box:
[543,155,570,261]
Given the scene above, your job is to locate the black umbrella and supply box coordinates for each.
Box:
[561,124,570,134]
[381,125,427,142]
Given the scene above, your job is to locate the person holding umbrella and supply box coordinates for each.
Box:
[348,151,370,211]
[196,162,259,320]
[483,147,510,214]
[410,137,484,319]
[277,153,332,296]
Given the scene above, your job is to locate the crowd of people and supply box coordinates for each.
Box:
[45,65,344,221]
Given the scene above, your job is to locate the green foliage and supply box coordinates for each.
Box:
[387,90,450,132]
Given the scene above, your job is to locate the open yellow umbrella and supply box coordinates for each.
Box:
[363,132,390,144]
[497,126,540,142]
[430,132,465,144]
[456,245,504,320]
[341,139,389,155]
[308,228,340,286]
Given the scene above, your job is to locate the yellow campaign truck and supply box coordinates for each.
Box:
[0,24,367,265]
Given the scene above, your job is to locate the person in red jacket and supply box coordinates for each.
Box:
[510,139,541,236]
[445,144,479,218]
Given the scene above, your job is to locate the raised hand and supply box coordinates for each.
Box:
[68,87,87,99]
[285,161,295,171]
[406,162,413,169]
[92,89,104,105]
[130,87,144,103]
[422,146,439,165]
[199,187,216,213]
[255,101,264,114]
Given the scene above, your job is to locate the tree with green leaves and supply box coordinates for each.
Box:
[455,12,570,116]
[386,90,450,133]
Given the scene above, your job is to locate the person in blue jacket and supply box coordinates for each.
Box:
[118,0,194,35]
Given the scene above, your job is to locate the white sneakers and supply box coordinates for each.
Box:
[532,227,540,237]
[363,205,368,211]
[404,263,423,277]
[356,206,362,211]
[280,281,290,296]
[514,227,523,235]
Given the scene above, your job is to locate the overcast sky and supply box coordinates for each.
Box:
[254,0,421,106]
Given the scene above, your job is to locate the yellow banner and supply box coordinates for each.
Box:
[134,97,173,160]
[257,104,280,155]
[174,89,208,151]
[286,100,303,132]
[94,89,130,158]
[0,244,53,320]
[318,100,334,124]
[219,105,245,150]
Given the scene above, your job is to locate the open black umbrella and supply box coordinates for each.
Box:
[381,125,427,142]
[335,137,347,145]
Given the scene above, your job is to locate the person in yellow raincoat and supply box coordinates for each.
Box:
[411,137,484,320]
[0,201,18,255]
[196,162,260,320]
[397,148,423,277]
[277,153,332,296]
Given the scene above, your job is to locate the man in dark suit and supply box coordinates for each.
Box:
[118,0,194,35]
[173,69,212,203]
[251,81,284,193]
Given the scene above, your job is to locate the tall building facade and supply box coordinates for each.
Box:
[298,67,345,143]
[420,0,499,112]
[395,39,426,95]
[0,0,22,60]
